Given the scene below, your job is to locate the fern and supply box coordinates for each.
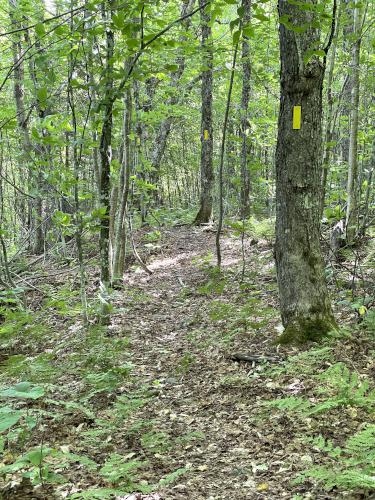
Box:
[266,364,375,418]
[159,467,187,487]
[296,425,375,491]
[319,363,375,408]
[70,487,131,499]
[296,466,375,490]
[264,396,312,413]
[99,453,147,489]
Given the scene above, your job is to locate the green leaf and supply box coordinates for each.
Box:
[112,12,126,30]
[253,13,269,22]
[243,26,255,38]
[237,6,245,17]
[27,449,44,466]
[303,49,327,63]
[126,38,139,49]
[0,407,22,432]
[35,23,45,38]
[0,382,45,400]
[229,18,240,32]
[37,87,48,104]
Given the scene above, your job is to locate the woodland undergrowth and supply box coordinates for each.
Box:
[0,218,374,499]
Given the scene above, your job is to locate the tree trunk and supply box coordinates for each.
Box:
[9,4,33,239]
[149,0,196,203]
[275,0,337,344]
[112,86,132,282]
[320,1,341,218]
[194,0,214,224]
[240,0,252,220]
[99,2,114,322]
[345,5,362,244]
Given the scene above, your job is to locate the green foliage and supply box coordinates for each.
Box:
[176,352,196,375]
[0,382,45,400]
[295,426,375,491]
[207,297,273,340]
[228,217,275,242]
[194,261,227,296]
[99,453,147,489]
[266,346,334,377]
[0,406,23,432]
[318,363,375,408]
[44,285,82,318]
[363,309,375,334]
[208,300,234,320]
[0,446,64,485]
[324,204,345,223]
[141,430,171,453]
[266,363,375,417]
[0,287,24,309]
[159,467,187,486]
[143,230,161,243]
[0,309,34,340]
[84,362,133,392]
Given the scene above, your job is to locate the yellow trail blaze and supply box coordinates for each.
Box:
[293,106,301,129]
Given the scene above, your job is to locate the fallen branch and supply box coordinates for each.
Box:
[127,217,153,276]
[228,353,282,364]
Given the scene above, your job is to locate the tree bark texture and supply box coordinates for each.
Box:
[99,2,114,303]
[275,0,337,344]
[194,0,214,224]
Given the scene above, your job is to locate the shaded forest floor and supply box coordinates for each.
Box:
[0,224,374,499]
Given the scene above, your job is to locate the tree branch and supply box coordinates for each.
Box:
[0,4,85,38]
[324,0,337,55]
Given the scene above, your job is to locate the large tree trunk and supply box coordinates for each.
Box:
[275,0,337,344]
[240,0,252,220]
[194,0,214,224]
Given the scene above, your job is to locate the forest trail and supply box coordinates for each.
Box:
[106,227,307,499]
[1,226,373,500]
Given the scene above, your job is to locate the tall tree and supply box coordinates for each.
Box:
[149,0,196,201]
[274,0,337,343]
[240,0,252,219]
[99,0,114,322]
[345,4,362,244]
[194,0,214,224]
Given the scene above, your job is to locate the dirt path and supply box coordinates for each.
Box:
[110,227,306,500]
[3,226,370,499]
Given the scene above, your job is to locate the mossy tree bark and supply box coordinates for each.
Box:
[194,0,213,225]
[275,0,337,344]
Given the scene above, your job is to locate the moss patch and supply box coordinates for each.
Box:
[276,315,338,345]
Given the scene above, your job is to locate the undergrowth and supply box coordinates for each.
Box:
[262,328,375,494]
[0,298,191,498]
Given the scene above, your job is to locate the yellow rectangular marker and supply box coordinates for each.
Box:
[293,106,301,129]
[204,129,209,140]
